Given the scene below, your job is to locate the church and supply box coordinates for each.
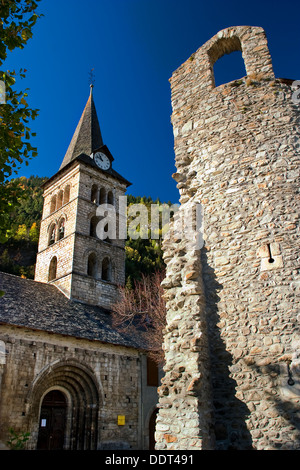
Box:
[0,87,159,450]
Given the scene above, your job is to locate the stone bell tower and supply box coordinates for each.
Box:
[35,86,131,309]
[156,26,300,450]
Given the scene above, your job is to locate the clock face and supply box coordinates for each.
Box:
[94,152,111,170]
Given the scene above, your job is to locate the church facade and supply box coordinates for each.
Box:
[0,88,159,450]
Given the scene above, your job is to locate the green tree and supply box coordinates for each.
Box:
[15,223,28,241]
[28,221,39,243]
[0,0,42,242]
[124,195,174,281]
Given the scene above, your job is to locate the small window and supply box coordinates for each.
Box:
[147,356,159,386]
[91,185,98,204]
[50,195,57,214]
[213,50,246,87]
[102,257,111,281]
[56,190,63,210]
[63,185,70,205]
[48,224,56,246]
[107,191,114,206]
[48,256,57,281]
[99,188,106,205]
[58,219,65,240]
[87,252,97,278]
[104,223,111,243]
[208,36,246,88]
[90,216,98,238]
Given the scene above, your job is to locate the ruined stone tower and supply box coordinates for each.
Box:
[156,26,300,450]
[35,87,131,309]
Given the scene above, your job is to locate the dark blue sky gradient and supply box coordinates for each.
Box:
[3,0,300,203]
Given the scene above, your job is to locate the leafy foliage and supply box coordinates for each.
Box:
[7,428,30,450]
[0,0,42,242]
[125,194,174,285]
[0,175,47,278]
[8,175,47,232]
[0,180,170,282]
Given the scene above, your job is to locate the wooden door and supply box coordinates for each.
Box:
[37,390,67,450]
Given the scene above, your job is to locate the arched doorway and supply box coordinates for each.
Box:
[149,409,158,450]
[29,360,100,450]
[37,390,67,450]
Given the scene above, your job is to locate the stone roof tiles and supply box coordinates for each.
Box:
[0,271,146,350]
[59,87,103,171]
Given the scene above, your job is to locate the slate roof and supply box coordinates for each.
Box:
[47,87,131,188]
[0,271,147,350]
[59,86,103,171]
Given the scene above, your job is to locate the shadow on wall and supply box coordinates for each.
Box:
[251,361,300,449]
[201,246,253,450]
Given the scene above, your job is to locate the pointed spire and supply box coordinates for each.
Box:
[59,87,103,170]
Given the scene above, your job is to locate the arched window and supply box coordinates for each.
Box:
[57,190,63,209]
[102,257,112,281]
[208,36,246,88]
[90,216,98,238]
[91,185,98,204]
[48,256,57,281]
[107,190,114,206]
[50,195,57,214]
[48,223,56,246]
[99,188,106,205]
[58,219,65,240]
[63,185,70,205]
[213,50,246,87]
[103,223,111,243]
[87,253,97,278]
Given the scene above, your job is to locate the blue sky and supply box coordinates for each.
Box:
[3,0,300,203]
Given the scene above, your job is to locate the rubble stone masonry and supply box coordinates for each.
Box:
[156,26,300,450]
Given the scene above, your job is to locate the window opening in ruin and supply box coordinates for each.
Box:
[213,50,246,87]
[48,256,57,281]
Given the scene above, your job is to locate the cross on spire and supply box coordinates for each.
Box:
[89,68,95,90]
[59,81,103,170]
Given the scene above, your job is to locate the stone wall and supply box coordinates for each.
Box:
[156,26,300,450]
[0,325,144,450]
[35,164,79,286]
[35,160,127,309]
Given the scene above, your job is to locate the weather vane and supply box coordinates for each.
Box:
[89,68,95,89]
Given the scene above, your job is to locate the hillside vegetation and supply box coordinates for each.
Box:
[0,177,168,282]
